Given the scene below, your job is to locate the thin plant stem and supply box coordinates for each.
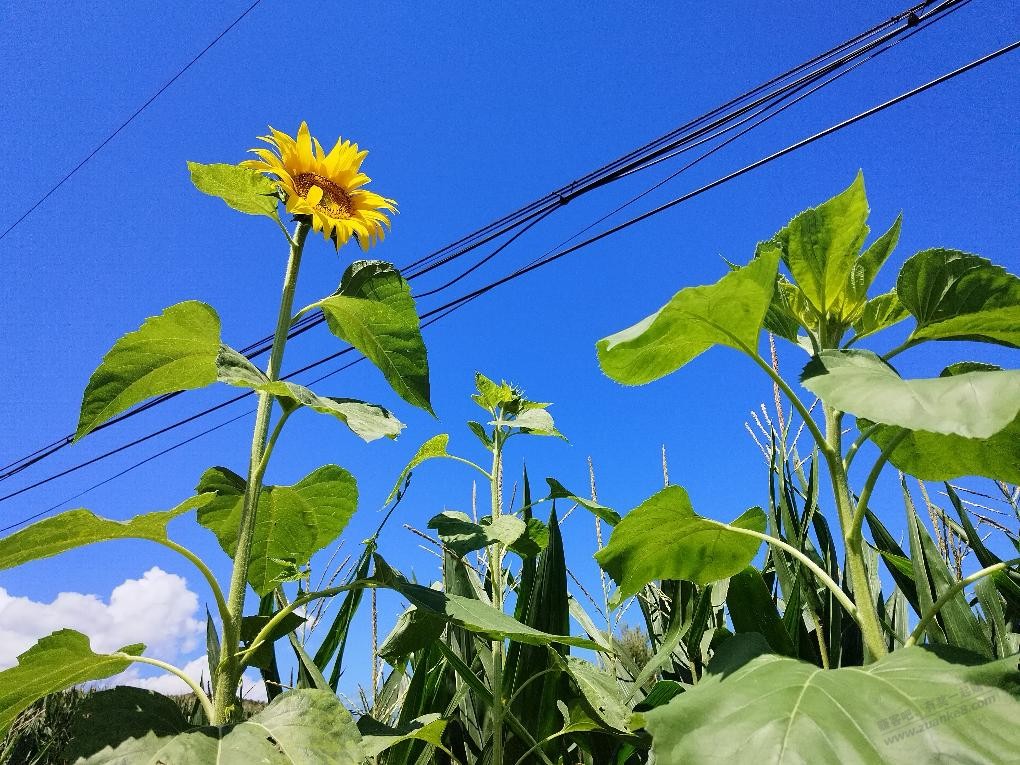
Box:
[159,538,229,629]
[848,429,908,542]
[904,558,1020,647]
[115,654,215,722]
[487,423,506,765]
[843,422,883,470]
[213,219,310,724]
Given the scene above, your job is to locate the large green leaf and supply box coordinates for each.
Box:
[66,687,189,761]
[301,260,432,413]
[563,657,632,733]
[851,289,908,342]
[597,250,780,385]
[81,689,364,764]
[773,171,870,315]
[216,347,404,441]
[643,640,1020,764]
[801,349,1020,438]
[594,485,765,604]
[0,495,212,570]
[898,248,1020,347]
[76,302,223,440]
[196,465,357,596]
[358,713,448,758]
[187,162,281,219]
[427,510,525,557]
[0,630,143,733]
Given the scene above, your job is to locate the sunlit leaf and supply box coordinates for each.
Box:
[0,495,212,570]
[545,478,620,526]
[597,250,779,385]
[81,689,364,764]
[427,510,526,557]
[595,485,764,604]
[773,171,869,315]
[76,301,222,440]
[187,162,281,219]
[358,713,448,757]
[386,434,450,503]
[801,349,1020,438]
[852,290,908,342]
[197,466,357,596]
[644,638,1020,763]
[898,248,1020,347]
[301,260,432,413]
[0,630,143,734]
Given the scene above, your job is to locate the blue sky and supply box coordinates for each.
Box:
[0,1,1017,694]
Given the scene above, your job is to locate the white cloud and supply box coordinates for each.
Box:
[0,566,203,668]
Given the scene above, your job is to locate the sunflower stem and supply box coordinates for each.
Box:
[212,219,310,725]
[488,419,506,765]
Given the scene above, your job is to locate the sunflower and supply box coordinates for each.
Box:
[242,122,396,250]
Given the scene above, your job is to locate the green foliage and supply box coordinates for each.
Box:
[597,250,780,384]
[386,433,451,502]
[595,485,765,602]
[643,639,1020,764]
[897,248,1020,347]
[0,495,211,570]
[75,301,223,440]
[801,350,1020,438]
[79,690,364,764]
[427,510,527,557]
[66,687,190,761]
[301,260,433,414]
[187,162,281,219]
[0,630,142,733]
[196,465,357,596]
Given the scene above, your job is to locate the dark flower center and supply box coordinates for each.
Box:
[294,172,354,218]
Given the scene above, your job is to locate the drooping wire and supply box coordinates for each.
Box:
[4,35,1014,531]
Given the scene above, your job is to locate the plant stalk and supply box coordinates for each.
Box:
[488,423,506,765]
[823,406,888,660]
[212,219,310,723]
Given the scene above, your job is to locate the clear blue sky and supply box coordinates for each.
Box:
[1,0,1017,693]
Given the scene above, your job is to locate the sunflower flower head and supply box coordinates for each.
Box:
[241,121,396,250]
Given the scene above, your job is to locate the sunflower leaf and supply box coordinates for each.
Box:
[196,465,357,596]
[76,301,222,440]
[187,162,281,219]
[304,261,432,414]
[0,630,143,734]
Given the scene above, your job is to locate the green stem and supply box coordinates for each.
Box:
[843,422,883,471]
[487,423,506,765]
[212,219,310,724]
[444,454,492,481]
[115,654,214,722]
[748,351,830,458]
[823,406,888,661]
[848,430,909,542]
[159,539,230,629]
[881,337,918,361]
[723,525,858,618]
[904,558,1020,647]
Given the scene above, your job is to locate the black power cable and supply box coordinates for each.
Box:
[3,36,1014,532]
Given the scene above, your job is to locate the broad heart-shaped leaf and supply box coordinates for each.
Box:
[216,346,403,441]
[643,641,1020,764]
[187,161,280,219]
[371,556,600,650]
[773,171,870,315]
[427,510,526,557]
[801,349,1020,439]
[386,433,450,503]
[378,606,447,661]
[196,465,357,596]
[862,415,1020,483]
[595,485,765,604]
[80,689,364,764]
[76,301,222,440]
[302,260,432,413]
[563,657,632,733]
[0,629,143,733]
[898,248,1020,347]
[66,687,189,761]
[597,250,780,385]
[0,495,212,570]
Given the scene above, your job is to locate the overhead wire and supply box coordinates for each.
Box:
[3,36,1015,532]
[0,0,958,483]
[0,2,987,512]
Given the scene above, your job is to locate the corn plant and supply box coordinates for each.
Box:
[592,173,1020,761]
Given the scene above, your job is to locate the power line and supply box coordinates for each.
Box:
[0,0,977,492]
[0,0,264,243]
[3,36,1013,531]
